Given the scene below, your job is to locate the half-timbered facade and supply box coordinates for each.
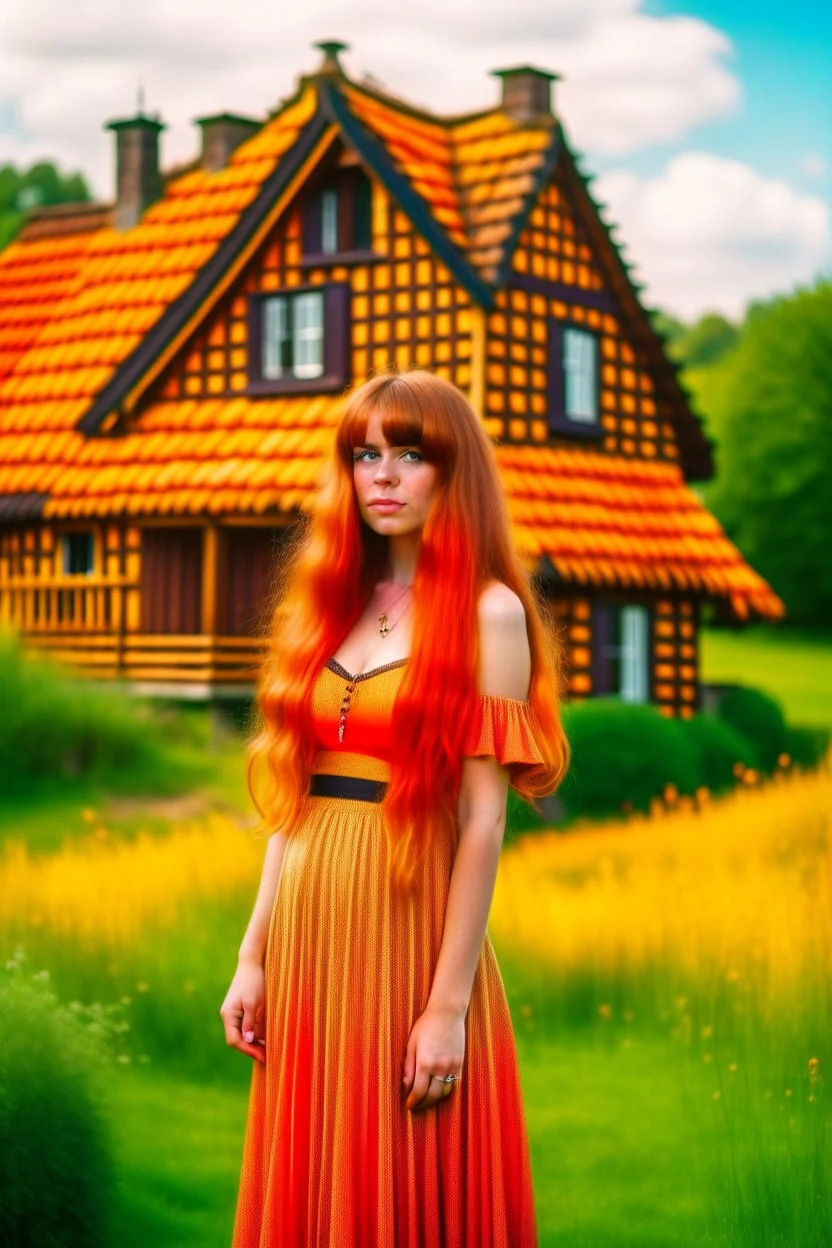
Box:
[0,41,782,711]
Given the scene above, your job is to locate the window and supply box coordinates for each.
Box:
[548,320,603,439]
[321,189,339,254]
[302,167,373,258]
[248,282,349,394]
[61,531,94,575]
[262,290,324,381]
[563,327,598,423]
[592,603,650,703]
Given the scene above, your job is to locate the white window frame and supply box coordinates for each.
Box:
[563,326,599,424]
[292,291,325,379]
[618,605,649,703]
[262,296,289,380]
[261,291,325,381]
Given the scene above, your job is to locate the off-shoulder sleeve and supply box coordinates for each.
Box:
[462,693,552,796]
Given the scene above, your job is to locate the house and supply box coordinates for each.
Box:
[0,40,783,711]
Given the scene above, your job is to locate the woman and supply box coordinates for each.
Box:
[222,369,569,1246]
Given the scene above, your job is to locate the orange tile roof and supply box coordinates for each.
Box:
[0,389,783,618]
[494,445,784,621]
[0,396,344,519]
[342,83,555,282]
[0,231,103,381]
[0,84,322,441]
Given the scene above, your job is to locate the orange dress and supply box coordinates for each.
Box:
[231,656,546,1248]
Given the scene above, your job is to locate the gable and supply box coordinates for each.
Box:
[504,139,713,480]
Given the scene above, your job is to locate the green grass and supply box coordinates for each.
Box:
[102,1029,821,1248]
[100,1041,715,1248]
[701,626,832,729]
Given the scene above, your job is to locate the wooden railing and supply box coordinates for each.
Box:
[0,577,267,692]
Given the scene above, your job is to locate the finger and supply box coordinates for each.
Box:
[405,1065,434,1112]
[220,1009,266,1064]
[402,1037,416,1096]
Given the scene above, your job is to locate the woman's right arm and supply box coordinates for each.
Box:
[237,830,289,965]
[219,830,289,1064]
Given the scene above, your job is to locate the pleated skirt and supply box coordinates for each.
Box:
[231,750,538,1248]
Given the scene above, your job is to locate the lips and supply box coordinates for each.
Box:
[368,499,403,510]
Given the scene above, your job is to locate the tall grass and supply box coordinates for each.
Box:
[1,757,829,1242]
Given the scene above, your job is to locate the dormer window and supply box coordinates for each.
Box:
[321,189,339,254]
[548,320,603,440]
[247,282,350,394]
[302,167,373,260]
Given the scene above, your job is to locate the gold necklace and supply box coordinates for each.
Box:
[376,583,412,637]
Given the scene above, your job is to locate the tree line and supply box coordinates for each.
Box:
[656,280,831,629]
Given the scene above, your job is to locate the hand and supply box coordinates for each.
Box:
[402,1004,465,1112]
[219,959,267,1065]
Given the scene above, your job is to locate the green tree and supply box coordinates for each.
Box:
[704,278,832,626]
[672,312,738,367]
[0,160,91,251]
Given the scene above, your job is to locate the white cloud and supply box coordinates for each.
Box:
[0,0,740,194]
[595,152,831,320]
[799,152,828,180]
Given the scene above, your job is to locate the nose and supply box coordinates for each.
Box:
[374,456,399,484]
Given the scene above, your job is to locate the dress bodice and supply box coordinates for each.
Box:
[310,656,553,796]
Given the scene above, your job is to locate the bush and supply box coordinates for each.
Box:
[0,949,121,1248]
[681,713,760,795]
[559,698,702,819]
[0,626,213,798]
[785,722,831,769]
[715,684,790,773]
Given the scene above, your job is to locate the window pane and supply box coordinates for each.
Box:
[292,291,324,379]
[619,605,649,703]
[563,327,598,423]
[62,532,94,575]
[321,189,338,254]
[262,297,288,379]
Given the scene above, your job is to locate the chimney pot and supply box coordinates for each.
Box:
[491,65,559,123]
[105,112,166,231]
[194,112,261,173]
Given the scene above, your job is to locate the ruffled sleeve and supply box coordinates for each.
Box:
[462,693,553,797]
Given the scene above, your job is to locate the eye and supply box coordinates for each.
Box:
[353,449,377,462]
[401,449,422,462]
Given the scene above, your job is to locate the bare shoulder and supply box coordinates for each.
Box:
[475,580,531,700]
[477,580,527,625]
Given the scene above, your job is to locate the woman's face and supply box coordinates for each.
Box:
[352,407,439,537]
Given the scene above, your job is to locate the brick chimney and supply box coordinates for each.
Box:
[491,65,559,123]
[105,110,165,231]
[195,112,260,173]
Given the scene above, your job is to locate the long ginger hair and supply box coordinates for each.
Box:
[247,369,570,892]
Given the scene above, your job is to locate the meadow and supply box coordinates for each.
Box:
[2,737,830,1246]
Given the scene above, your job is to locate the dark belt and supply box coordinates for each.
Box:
[309,773,388,802]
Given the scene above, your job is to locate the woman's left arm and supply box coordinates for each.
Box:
[402,584,531,1112]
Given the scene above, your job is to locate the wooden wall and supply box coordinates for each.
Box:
[149,162,475,405]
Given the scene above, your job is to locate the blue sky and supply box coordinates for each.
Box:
[635,0,831,186]
[0,1,828,319]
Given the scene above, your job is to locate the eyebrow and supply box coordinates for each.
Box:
[354,441,418,449]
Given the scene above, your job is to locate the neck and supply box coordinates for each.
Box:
[381,531,421,586]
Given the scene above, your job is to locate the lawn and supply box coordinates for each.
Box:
[3,623,830,1247]
[701,625,832,728]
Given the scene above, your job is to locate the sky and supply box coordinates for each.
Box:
[0,0,829,320]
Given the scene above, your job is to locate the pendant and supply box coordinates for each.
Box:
[338,680,356,743]
[378,612,389,637]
